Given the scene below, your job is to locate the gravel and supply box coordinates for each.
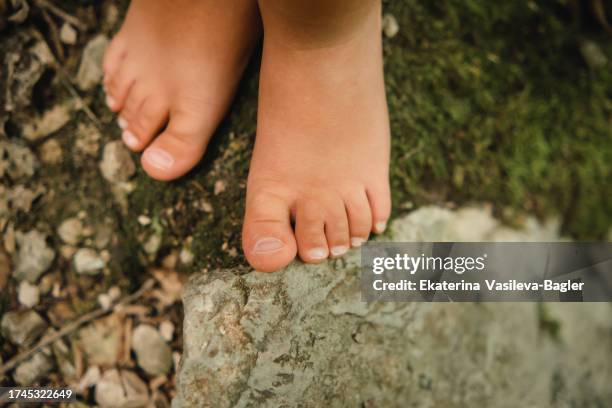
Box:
[14,230,55,283]
[57,217,84,246]
[95,369,149,408]
[131,324,173,376]
[1,310,48,347]
[17,280,40,307]
[99,141,136,183]
[73,248,106,275]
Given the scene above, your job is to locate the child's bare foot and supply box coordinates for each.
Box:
[103,0,260,180]
[242,0,391,272]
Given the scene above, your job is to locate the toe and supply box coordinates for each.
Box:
[123,96,169,151]
[102,35,126,80]
[343,188,372,248]
[367,182,392,234]
[104,64,136,112]
[323,197,350,258]
[242,188,298,272]
[295,200,330,263]
[140,107,211,181]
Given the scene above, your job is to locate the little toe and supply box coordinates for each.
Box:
[140,109,211,181]
[295,200,330,263]
[104,64,136,112]
[343,188,372,248]
[242,189,298,272]
[122,96,169,151]
[367,182,392,234]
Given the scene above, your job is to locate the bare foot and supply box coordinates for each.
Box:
[103,0,260,180]
[242,0,391,272]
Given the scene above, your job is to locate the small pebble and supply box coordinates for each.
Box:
[74,248,106,275]
[179,247,194,265]
[159,321,175,342]
[39,139,63,164]
[57,217,84,245]
[214,180,226,195]
[132,325,173,376]
[137,215,151,226]
[18,281,40,308]
[60,23,78,45]
[382,13,400,38]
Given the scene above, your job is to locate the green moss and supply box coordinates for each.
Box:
[385,0,611,238]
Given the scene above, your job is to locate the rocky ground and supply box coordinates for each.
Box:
[0,0,610,407]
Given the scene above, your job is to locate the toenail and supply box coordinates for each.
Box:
[351,237,366,248]
[122,130,139,149]
[253,237,285,254]
[117,117,128,129]
[330,246,349,257]
[144,148,174,170]
[375,221,387,233]
[308,248,328,260]
[106,95,116,109]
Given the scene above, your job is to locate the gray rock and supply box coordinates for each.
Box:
[174,206,612,408]
[73,248,105,275]
[95,369,149,408]
[57,217,84,245]
[14,230,55,282]
[76,35,108,91]
[1,310,48,346]
[13,349,53,386]
[99,141,135,183]
[132,324,173,376]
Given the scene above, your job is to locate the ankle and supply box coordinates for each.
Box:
[259,0,381,49]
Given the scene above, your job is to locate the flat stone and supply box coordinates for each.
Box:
[132,324,173,376]
[1,310,48,346]
[95,369,149,408]
[13,349,53,386]
[76,34,108,91]
[78,314,123,366]
[21,102,72,141]
[14,230,55,282]
[174,206,612,407]
[99,141,135,183]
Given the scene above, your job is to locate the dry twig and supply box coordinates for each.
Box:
[0,279,156,377]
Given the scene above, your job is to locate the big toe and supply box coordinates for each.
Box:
[242,188,297,273]
[140,108,212,181]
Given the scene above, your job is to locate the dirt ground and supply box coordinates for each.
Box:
[0,0,610,406]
